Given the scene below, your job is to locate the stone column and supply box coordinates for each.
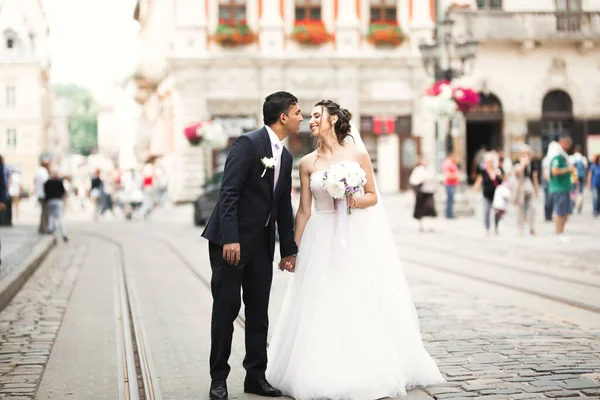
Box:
[335,0,360,52]
[260,0,284,54]
[410,0,435,54]
[174,0,207,56]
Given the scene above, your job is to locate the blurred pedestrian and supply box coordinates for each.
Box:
[34,159,50,233]
[141,163,155,219]
[541,142,560,221]
[473,152,504,235]
[549,135,574,243]
[499,149,513,176]
[0,156,7,266]
[471,144,486,182]
[511,144,540,236]
[569,145,588,214]
[44,168,68,243]
[442,152,459,219]
[8,167,22,220]
[90,169,104,221]
[588,154,600,218]
[492,180,511,235]
[409,157,437,232]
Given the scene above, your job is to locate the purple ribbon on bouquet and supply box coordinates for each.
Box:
[334,197,348,248]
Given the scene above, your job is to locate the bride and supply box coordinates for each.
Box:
[265,100,445,399]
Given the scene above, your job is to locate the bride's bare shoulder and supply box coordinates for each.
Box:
[299,152,318,172]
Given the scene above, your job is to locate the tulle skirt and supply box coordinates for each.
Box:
[266,207,445,400]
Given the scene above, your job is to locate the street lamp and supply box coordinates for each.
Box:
[418,11,479,170]
[418,18,478,82]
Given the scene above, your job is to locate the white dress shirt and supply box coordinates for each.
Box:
[265,125,283,192]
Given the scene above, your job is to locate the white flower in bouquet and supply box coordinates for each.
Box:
[345,165,367,188]
[324,177,346,199]
[327,164,346,182]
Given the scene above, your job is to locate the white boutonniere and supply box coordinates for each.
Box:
[261,157,276,177]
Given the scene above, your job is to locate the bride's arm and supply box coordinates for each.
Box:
[294,160,312,246]
[352,152,378,209]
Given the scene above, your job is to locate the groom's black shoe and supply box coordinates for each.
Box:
[209,379,228,400]
[244,378,282,397]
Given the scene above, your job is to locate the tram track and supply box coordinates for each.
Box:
[396,240,600,315]
[395,238,600,290]
[83,229,247,400]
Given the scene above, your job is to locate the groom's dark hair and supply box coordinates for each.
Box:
[263,91,298,125]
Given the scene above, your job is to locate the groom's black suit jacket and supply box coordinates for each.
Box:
[202,127,298,260]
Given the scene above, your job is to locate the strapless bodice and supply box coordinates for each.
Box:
[309,162,365,213]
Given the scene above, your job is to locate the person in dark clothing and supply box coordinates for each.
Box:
[90,169,104,221]
[44,168,68,243]
[473,152,504,235]
[0,155,7,265]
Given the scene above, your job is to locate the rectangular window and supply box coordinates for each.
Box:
[477,0,502,9]
[6,86,15,107]
[6,128,17,148]
[295,0,321,21]
[218,0,246,23]
[556,0,581,11]
[370,0,397,22]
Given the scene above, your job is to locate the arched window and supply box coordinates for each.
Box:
[541,90,573,153]
[542,90,573,118]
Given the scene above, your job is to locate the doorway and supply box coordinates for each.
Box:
[465,93,504,183]
[466,122,503,183]
[399,135,421,191]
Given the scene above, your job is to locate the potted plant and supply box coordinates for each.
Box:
[184,122,204,146]
[290,20,334,45]
[184,121,228,148]
[422,80,480,117]
[213,19,255,47]
[366,20,405,46]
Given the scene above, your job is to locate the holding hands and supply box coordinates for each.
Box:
[279,255,297,273]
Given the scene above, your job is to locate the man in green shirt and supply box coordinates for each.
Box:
[549,135,574,243]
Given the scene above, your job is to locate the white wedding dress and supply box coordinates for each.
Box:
[266,160,445,400]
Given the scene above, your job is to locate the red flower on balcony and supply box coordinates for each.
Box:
[213,19,255,47]
[291,20,334,45]
[366,20,405,46]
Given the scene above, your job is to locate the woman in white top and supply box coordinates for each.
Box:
[409,157,438,232]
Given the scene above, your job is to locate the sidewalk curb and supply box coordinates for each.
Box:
[0,235,57,312]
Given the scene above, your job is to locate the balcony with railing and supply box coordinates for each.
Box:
[449,10,600,42]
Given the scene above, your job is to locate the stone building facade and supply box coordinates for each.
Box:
[0,0,51,187]
[446,0,600,179]
[134,0,439,201]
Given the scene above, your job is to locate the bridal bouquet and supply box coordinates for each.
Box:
[322,163,367,215]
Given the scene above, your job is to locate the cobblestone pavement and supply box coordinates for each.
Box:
[411,277,600,399]
[0,241,86,399]
[0,194,599,399]
[0,227,47,280]
[132,217,600,400]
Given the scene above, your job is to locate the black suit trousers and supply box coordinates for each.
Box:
[208,227,273,380]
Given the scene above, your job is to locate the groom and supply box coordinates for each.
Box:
[202,91,301,399]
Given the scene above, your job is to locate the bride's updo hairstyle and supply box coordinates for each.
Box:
[315,100,353,145]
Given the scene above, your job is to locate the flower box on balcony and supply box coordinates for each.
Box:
[447,2,472,11]
[366,20,405,46]
[291,20,334,45]
[213,20,255,47]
